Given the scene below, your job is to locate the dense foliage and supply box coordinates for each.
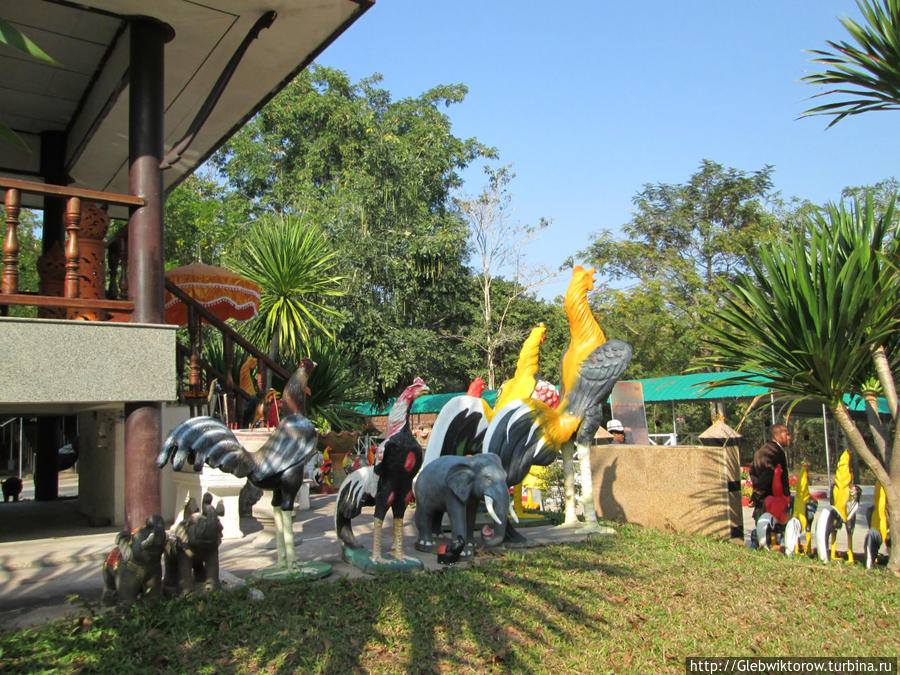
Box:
[210,65,500,401]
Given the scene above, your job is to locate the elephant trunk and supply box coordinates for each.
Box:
[482,489,516,547]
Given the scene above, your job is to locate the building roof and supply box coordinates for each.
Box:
[0,0,372,215]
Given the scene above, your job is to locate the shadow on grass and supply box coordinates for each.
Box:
[0,537,635,674]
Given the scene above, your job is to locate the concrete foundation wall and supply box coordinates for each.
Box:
[77,408,125,526]
[591,443,742,539]
[0,317,176,411]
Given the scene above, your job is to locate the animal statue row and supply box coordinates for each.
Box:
[159,268,633,574]
[102,493,224,605]
[754,452,890,569]
[416,265,632,553]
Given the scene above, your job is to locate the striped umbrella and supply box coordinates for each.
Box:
[164,262,261,325]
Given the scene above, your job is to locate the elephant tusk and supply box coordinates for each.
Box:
[508,499,519,524]
[484,495,503,526]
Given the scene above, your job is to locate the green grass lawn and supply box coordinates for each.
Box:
[1,523,897,674]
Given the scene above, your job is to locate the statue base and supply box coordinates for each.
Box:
[251,561,332,582]
[341,545,425,575]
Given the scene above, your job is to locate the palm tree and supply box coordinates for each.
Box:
[229,214,345,370]
[802,0,900,126]
[700,197,900,574]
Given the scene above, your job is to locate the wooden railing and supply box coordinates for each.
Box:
[1,177,140,319]
[166,277,290,422]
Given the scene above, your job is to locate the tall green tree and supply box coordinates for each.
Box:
[579,160,783,382]
[214,65,494,401]
[164,172,246,267]
[802,0,900,126]
[701,197,900,574]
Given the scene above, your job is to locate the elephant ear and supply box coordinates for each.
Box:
[115,529,134,561]
[183,495,199,521]
[446,463,475,503]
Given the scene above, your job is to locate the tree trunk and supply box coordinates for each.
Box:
[831,403,899,574]
[265,323,280,393]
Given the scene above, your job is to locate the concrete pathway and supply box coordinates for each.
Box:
[0,486,597,631]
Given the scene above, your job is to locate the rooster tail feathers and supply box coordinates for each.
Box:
[335,466,377,549]
[484,400,559,486]
[157,417,242,473]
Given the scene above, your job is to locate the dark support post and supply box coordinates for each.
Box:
[39,130,68,254]
[34,418,60,501]
[124,18,168,529]
[33,130,70,499]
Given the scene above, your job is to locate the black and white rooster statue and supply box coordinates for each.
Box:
[335,377,429,566]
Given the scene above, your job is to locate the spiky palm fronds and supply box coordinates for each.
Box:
[699,196,900,410]
[802,0,900,127]
[229,214,345,358]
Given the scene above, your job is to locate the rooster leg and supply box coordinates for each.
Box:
[577,442,599,529]
[282,508,296,568]
[273,506,287,567]
[391,518,406,560]
[371,517,385,563]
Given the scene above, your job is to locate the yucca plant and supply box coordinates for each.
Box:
[228,213,345,363]
[802,0,900,127]
[699,196,900,574]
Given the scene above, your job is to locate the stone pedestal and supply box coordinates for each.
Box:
[171,467,245,539]
[590,443,741,539]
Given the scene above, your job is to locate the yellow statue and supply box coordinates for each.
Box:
[832,450,853,562]
[791,463,811,553]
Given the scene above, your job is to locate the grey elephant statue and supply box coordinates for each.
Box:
[165,493,224,596]
[413,453,517,561]
[101,514,166,606]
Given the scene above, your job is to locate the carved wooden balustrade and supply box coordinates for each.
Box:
[1,177,140,320]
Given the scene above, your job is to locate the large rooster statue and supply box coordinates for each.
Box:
[157,413,319,575]
[282,358,315,416]
[335,378,429,570]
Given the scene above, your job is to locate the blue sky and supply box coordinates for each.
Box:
[318,1,898,300]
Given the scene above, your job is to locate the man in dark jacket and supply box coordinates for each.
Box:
[749,423,791,521]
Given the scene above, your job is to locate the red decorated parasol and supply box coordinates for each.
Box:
[164,263,261,325]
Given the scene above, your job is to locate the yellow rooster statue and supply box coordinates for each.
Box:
[864,482,889,569]
[814,450,861,563]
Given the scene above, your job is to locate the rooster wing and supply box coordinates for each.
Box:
[483,400,557,487]
[560,339,633,423]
